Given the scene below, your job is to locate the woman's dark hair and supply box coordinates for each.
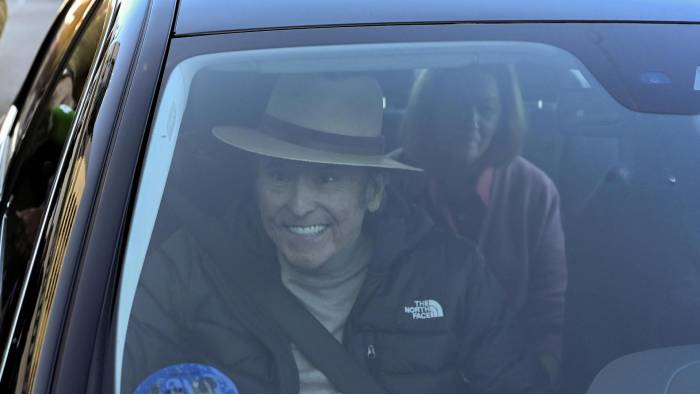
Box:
[401,64,526,172]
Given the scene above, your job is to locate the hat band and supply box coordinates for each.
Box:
[260,115,385,156]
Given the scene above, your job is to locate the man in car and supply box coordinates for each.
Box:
[124,75,549,394]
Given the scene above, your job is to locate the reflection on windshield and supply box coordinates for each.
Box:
[116,40,700,394]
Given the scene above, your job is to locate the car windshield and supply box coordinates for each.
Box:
[115,24,700,394]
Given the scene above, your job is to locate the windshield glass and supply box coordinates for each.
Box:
[115,25,700,394]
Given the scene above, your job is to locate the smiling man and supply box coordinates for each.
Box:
[255,158,383,271]
[254,157,384,393]
[124,74,549,394]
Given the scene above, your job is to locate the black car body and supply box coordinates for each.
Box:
[0,0,699,392]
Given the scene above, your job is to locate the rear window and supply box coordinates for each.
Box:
[115,24,700,394]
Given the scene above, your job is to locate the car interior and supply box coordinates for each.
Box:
[129,43,700,393]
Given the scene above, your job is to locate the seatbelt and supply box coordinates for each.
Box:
[245,268,388,394]
[165,193,388,394]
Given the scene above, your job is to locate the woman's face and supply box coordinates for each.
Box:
[433,72,502,167]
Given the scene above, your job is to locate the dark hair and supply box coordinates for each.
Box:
[401,64,526,173]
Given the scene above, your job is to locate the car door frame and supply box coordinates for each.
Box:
[0,0,128,391]
[0,0,115,389]
[38,0,179,392]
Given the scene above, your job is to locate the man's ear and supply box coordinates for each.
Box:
[366,172,385,213]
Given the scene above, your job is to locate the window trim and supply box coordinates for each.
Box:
[0,0,112,386]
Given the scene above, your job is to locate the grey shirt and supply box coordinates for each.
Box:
[280,235,373,394]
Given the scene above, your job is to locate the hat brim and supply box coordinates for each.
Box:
[212,126,422,172]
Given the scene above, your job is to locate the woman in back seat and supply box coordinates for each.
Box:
[400,65,567,384]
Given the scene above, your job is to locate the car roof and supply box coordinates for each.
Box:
[175,0,700,36]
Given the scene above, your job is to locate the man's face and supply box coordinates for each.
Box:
[256,158,381,270]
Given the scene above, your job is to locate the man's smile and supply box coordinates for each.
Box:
[285,224,329,236]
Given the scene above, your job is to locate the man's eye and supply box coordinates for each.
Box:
[319,174,337,183]
[480,107,495,117]
[270,172,289,183]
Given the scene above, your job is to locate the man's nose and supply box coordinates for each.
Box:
[467,107,481,128]
[288,179,316,216]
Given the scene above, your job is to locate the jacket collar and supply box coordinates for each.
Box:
[363,187,434,270]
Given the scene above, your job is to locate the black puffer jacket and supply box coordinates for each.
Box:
[123,191,548,394]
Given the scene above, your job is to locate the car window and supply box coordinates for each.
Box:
[116,26,700,394]
[12,0,99,141]
[0,0,108,361]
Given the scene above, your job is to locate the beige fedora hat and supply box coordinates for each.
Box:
[212,74,421,171]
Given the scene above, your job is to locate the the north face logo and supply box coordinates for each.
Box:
[404,299,444,320]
